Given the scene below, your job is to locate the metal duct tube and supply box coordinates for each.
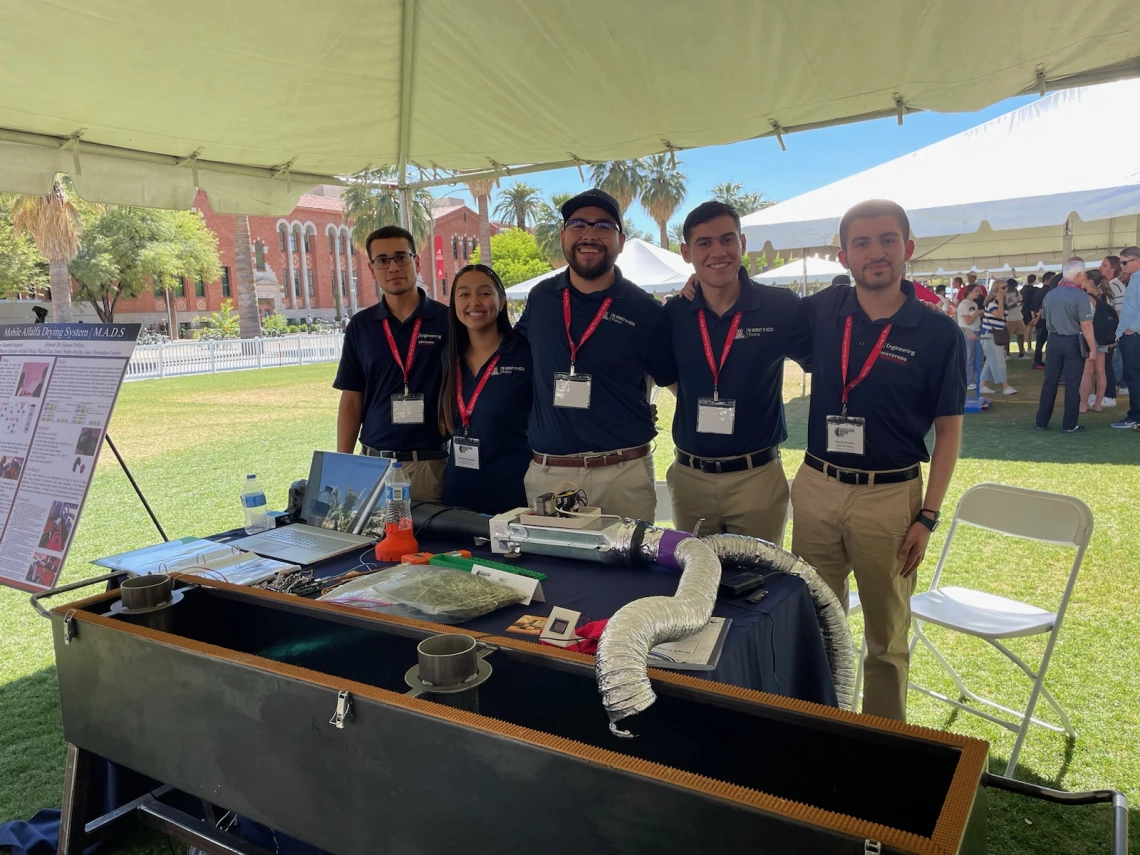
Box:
[595,532,721,736]
[701,534,856,711]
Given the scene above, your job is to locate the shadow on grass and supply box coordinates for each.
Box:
[0,666,66,823]
[986,754,1135,855]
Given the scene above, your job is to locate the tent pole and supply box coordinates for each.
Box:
[394,0,418,227]
[1062,218,1073,259]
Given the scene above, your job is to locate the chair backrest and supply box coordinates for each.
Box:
[951,483,1093,548]
[926,483,1093,602]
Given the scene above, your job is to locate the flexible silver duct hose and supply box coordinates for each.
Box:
[595,534,721,736]
[702,533,856,711]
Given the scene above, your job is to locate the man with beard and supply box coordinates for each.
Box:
[334,226,449,501]
[515,189,664,520]
[791,199,965,722]
[653,201,808,540]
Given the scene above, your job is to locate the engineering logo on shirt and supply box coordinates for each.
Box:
[604,312,636,327]
[734,327,774,339]
[880,342,916,365]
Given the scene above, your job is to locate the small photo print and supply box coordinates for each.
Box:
[26,552,62,588]
[506,614,547,636]
[39,500,78,552]
[0,455,24,480]
[15,362,49,398]
[75,427,101,457]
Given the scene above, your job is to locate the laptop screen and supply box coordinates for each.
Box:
[301,452,391,532]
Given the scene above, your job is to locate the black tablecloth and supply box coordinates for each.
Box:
[0,534,835,854]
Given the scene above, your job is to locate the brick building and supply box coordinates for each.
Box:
[94,189,499,332]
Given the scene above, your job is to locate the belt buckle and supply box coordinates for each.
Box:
[832,467,859,484]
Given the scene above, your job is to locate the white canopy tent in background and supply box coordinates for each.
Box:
[742,80,1140,271]
[753,255,848,289]
[1,2,1140,213]
[505,239,691,298]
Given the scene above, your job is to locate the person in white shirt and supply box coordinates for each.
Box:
[957,284,985,390]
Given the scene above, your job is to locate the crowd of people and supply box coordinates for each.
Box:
[334,194,965,724]
[929,250,1139,432]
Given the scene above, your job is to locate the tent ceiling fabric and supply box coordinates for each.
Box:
[1,1,1139,213]
[505,239,691,297]
[741,80,1140,265]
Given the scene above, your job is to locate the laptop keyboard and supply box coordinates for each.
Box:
[261,528,357,552]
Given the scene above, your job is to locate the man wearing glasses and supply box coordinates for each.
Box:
[515,189,666,520]
[1112,245,1140,428]
[334,226,449,500]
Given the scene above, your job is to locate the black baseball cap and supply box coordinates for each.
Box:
[561,189,623,232]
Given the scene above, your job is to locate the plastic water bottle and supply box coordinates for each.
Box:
[242,474,270,534]
[383,462,413,532]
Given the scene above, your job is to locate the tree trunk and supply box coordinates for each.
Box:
[478,193,493,266]
[658,220,669,250]
[516,213,525,231]
[234,215,260,339]
[49,260,74,323]
[165,288,179,339]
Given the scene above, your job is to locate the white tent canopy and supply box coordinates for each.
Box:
[506,239,691,297]
[2,2,1140,213]
[741,80,1140,270]
[753,255,848,288]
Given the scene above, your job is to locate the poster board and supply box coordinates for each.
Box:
[0,323,140,592]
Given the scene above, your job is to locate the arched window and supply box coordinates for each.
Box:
[279,226,287,251]
[290,228,299,252]
[254,240,266,272]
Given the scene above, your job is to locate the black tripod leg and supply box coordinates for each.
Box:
[103,434,168,542]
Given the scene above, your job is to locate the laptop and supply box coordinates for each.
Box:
[230,452,391,565]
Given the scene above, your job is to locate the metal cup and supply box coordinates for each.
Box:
[416,634,478,688]
[119,574,173,611]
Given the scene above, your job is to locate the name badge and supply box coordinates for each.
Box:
[553,373,592,409]
[697,398,736,435]
[391,393,425,425]
[454,436,481,470]
[826,415,865,455]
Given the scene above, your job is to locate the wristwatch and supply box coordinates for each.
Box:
[915,508,941,532]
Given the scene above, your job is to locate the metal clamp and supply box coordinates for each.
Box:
[29,571,136,618]
[62,610,77,644]
[864,842,882,855]
[329,691,353,729]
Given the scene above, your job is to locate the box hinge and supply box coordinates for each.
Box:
[864,841,882,855]
[63,610,78,645]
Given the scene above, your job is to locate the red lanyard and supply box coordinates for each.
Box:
[455,354,500,435]
[840,315,892,416]
[698,310,743,399]
[562,288,612,372]
[382,317,422,394]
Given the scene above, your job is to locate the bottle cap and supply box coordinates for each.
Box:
[392,461,403,469]
[246,474,255,478]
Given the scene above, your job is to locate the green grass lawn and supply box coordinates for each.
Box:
[1,357,1138,853]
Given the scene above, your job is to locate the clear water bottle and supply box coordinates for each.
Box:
[383,462,412,532]
[242,474,270,534]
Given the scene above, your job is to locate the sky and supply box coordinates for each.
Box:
[442,94,1037,238]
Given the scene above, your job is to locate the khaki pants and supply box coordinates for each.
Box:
[403,458,445,503]
[525,454,655,521]
[666,452,788,542]
[790,461,923,722]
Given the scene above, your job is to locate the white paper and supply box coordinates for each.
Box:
[0,324,139,593]
[471,563,545,606]
[826,416,866,455]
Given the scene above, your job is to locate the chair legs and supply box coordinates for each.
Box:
[852,636,866,711]
[908,621,1077,777]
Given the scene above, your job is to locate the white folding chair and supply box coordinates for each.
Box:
[848,590,866,711]
[907,483,1093,777]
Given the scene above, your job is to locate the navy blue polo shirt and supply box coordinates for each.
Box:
[333,289,448,451]
[655,268,809,457]
[803,280,965,471]
[442,333,533,515]
[515,267,664,454]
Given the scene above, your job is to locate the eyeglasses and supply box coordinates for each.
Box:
[564,218,620,234]
[370,251,416,267]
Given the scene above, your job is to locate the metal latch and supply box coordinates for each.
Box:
[63,610,77,645]
[864,841,882,855]
[329,690,353,729]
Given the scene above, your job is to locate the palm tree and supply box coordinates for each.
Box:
[640,154,687,249]
[234,216,260,339]
[492,182,543,231]
[710,181,774,215]
[11,176,83,322]
[467,179,495,267]
[668,222,685,251]
[589,161,645,215]
[534,192,573,267]
[343,167,433,252]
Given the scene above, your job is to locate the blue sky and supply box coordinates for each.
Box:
[446,94,1036,237]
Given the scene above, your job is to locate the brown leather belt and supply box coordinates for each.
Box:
[532,444,650,469]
